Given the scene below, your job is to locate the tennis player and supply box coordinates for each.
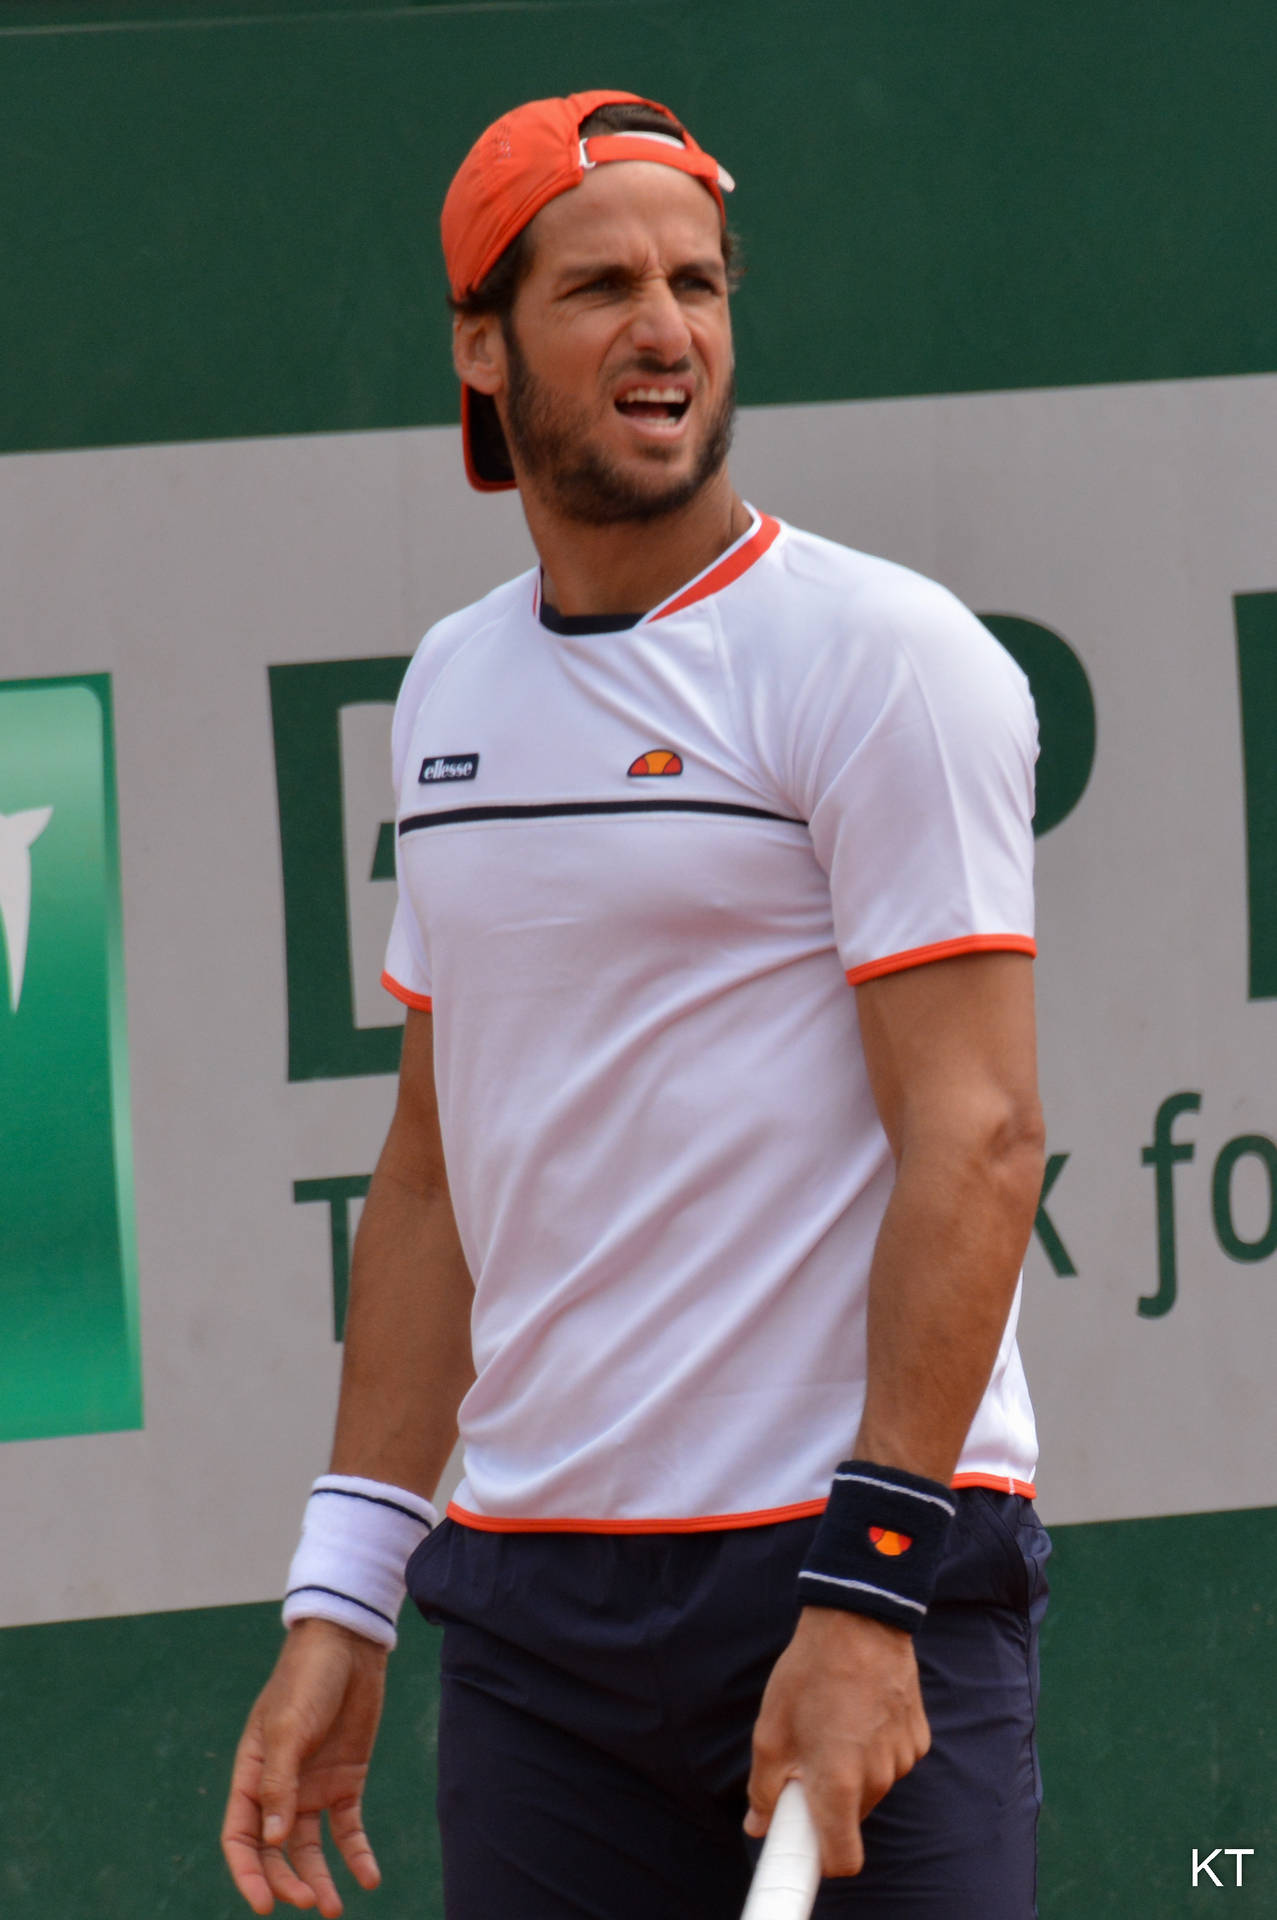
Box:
[223,90,1050,1918]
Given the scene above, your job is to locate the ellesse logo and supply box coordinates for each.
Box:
[419,753,479,785]
[627,748,683,777]
[868,1527,913,1557]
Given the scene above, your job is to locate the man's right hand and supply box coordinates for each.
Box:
[221,1618,389,1917]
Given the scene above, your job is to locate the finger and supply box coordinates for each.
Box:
[743,1731,790,1838]
[286,1811,344,1920]
[257,1707,311,1853]
[859,1747,910,1820]
[911,1702,933,1765]
[807,1779,865,1879]
[260,1839,318,1911]
[329,1795,382,1892]
[220,1826,276,1917]
[221,1736,277,1915]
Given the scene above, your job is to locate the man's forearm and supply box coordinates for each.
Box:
[853,1121,1044,1483]
[328,1135,475,1501]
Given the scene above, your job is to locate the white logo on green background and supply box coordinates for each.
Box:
[0,805,53,1012]
[0,677,141,1442]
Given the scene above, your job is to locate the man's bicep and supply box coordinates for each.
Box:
[853,951,1042,1162]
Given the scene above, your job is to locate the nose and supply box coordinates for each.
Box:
[627,274,693,364]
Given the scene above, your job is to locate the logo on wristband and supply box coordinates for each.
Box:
[868,1527,913,1556]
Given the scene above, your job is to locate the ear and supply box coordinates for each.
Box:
[452,311,507,396]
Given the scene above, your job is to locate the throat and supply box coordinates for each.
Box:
[528,486,751,623]
[539,600,643,636]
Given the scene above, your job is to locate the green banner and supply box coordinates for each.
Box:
[0,676,141,1441]
[2,0,1275,455]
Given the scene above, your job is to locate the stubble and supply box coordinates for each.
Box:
[501,322,736,527]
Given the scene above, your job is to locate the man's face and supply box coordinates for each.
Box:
[494,162,736,525]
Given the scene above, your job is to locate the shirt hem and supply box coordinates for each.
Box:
[446,1472,1036,1534]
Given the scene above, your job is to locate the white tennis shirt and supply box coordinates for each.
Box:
[383,511,1039,1531]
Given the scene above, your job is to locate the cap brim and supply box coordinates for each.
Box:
[461,385,517,492]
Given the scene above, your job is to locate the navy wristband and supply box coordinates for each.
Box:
[796,1459,956,1633]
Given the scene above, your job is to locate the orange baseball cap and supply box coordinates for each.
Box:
[441,90,734,491]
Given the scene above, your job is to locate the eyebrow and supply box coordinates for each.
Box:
[552,255,727,290]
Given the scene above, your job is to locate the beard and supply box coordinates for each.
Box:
[500,321,736,527]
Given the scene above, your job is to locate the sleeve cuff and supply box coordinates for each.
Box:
[846,933,1035,987]
[381,969,432,1011]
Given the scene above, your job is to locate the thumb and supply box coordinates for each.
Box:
[258,1710,309,1846]
[744,1746,788,1839]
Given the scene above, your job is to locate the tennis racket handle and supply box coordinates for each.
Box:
[740,1780,822,1920]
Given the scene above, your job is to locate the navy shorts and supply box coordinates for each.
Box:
[407,1490,1050,1918]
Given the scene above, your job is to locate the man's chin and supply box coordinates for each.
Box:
[524,444,713,527]
[504,372,737,528]
[576,470,715,526]
[594,421,698,479]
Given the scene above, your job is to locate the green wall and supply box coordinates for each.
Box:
[0,1598,444,1918]
[4,1510,1276,1916]
[3,0,1277,454]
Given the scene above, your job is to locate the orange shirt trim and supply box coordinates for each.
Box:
[447,1472,1035,1535]
[381,969,432,1012]
[649,514,782,621]
[847,933,1036,987]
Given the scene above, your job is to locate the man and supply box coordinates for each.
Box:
[223,89,1050,1919]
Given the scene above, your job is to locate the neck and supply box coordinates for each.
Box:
[521,468,750,617]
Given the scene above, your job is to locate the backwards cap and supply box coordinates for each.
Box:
[442,90,734,491]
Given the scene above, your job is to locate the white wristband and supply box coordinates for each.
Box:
[282,1474,439,1650]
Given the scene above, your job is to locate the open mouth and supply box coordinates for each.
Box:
[614,385,692,425]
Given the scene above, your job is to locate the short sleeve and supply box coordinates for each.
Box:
[380,641,434,1012]
[382,897,432,1010]
[794,571,1038,984]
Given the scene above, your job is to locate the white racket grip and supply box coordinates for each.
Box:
[741,1780,821,1920]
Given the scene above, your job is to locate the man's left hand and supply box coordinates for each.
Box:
[744,1606,930,1878]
